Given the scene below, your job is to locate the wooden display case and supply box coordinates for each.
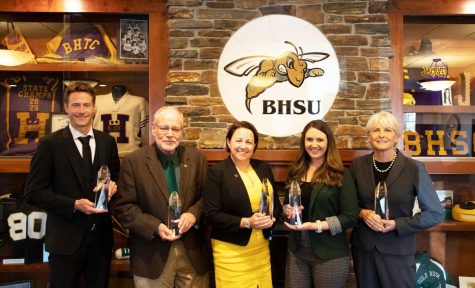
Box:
[0,0,167,157]
[0,1,167,286]
[389,0,475,281]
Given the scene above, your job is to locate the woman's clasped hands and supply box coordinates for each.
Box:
[360,209,396,233]
[249,212,275,229]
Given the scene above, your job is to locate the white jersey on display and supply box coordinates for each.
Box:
[93,92,149,157]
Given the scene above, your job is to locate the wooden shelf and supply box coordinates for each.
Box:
[403,105,475,113]
[0,259,130,273]
[414,157,475,174]
[0,262,47,273]
[111,259,131,273]
[1,149,373,177]
[2,150,475,175]
[426,220,475,232]
[0,157,31,173]
[0,63,149,72]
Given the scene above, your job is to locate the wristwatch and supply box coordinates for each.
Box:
[244,218,251,229]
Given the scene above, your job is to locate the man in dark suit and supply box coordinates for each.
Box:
[114,106,210,288]
[24,82,120,288]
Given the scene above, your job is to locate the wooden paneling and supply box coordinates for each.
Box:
[0,0,164,13]
[148,6,168,123]
[390,0,474,15]
[0,64,149,72]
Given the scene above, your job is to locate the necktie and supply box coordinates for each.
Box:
[78,136,92,181]
[164,158,178,194]
[78,135,96,231]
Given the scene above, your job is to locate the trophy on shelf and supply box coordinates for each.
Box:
[374,181,389,222]
[168,191,182,236]
[95,165,110,211]
[289,180,302,225]
[259,178,273,216]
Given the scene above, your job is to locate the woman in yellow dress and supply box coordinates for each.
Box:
[204,121,282,288]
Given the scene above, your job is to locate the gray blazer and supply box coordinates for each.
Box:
[350,152,443,255]
[114,144,210,279]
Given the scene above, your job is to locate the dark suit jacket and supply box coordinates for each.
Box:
[114,145,210,279]
[24,127,120,255]
[286,168,358,260]
[350,152,443,255]
[204,157,283,246]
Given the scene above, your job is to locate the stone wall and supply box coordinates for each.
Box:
[166,0,390,149]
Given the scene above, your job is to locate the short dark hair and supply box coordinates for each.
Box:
[64,82,96,105]
[225,121,259,153]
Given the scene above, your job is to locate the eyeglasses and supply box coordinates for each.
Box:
[155,125,182,134]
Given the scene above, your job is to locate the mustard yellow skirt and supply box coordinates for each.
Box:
[212,229,272,288]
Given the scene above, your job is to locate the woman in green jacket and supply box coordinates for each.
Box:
[283,120,359,288]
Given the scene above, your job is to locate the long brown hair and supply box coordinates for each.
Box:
[287,120,344,188]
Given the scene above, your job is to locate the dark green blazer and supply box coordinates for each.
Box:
[286,168,358,260]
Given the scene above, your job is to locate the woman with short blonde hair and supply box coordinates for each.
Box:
[351,111,443,288]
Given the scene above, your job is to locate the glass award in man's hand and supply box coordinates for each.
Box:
[168,191,181,236]
[374,181,389,221]
[289,180,302,225]
[95,165,110,211]
[259,178,273,216]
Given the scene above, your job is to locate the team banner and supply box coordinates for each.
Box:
[1,22,37,64]
[0,74,62,155]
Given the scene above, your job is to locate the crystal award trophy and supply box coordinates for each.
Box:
[374,181,389,221]
[168,191,182,236]
[289,180,302,225]
[259,178,273,216]
[95,165,110,211]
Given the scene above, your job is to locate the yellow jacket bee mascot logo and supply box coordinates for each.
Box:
[224,41,329,114]
[217,15,340,137]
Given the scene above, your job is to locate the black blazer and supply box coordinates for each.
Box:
[350,152,443,255]
[24,127,120,255]
[204,157,282,246]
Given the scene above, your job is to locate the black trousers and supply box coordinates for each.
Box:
[352,247,415,288]
[48,229,112,288]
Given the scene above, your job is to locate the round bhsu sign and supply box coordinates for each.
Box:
[218,15,340,137]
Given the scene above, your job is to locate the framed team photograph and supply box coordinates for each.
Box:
[50,113,69,133]
[119,19,148,60]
